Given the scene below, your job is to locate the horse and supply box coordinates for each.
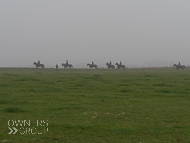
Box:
[87,63,98,69]
[106,63,115,69]
[115,62,126,69]
[33,62,45,68]
[173,64,185,70]
[62,63,73,68]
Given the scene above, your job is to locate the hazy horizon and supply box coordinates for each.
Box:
[1,1,190,68]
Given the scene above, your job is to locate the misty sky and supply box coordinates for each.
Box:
[1,1,190,68]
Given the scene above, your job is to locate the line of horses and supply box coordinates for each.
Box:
[33,61,185,70]
[33,61,126,69]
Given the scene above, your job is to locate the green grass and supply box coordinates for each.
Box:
[0,68,190,142]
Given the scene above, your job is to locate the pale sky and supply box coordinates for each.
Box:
[1,0,190,68]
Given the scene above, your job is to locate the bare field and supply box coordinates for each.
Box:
[0,68,190,142]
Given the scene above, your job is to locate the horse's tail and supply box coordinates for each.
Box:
[41,64,45,68]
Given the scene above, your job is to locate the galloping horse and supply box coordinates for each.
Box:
[106,62,115,69]
[62,63,73,68]
[87,63,98,69]
[173,64,185,70]
[33,62,45,68]
[115,62,126,69]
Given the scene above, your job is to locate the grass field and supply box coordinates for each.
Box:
[0,67,190,143]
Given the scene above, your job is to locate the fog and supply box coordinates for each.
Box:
[1,1,190,68]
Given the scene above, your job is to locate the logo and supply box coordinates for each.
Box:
[8,120,48,134]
